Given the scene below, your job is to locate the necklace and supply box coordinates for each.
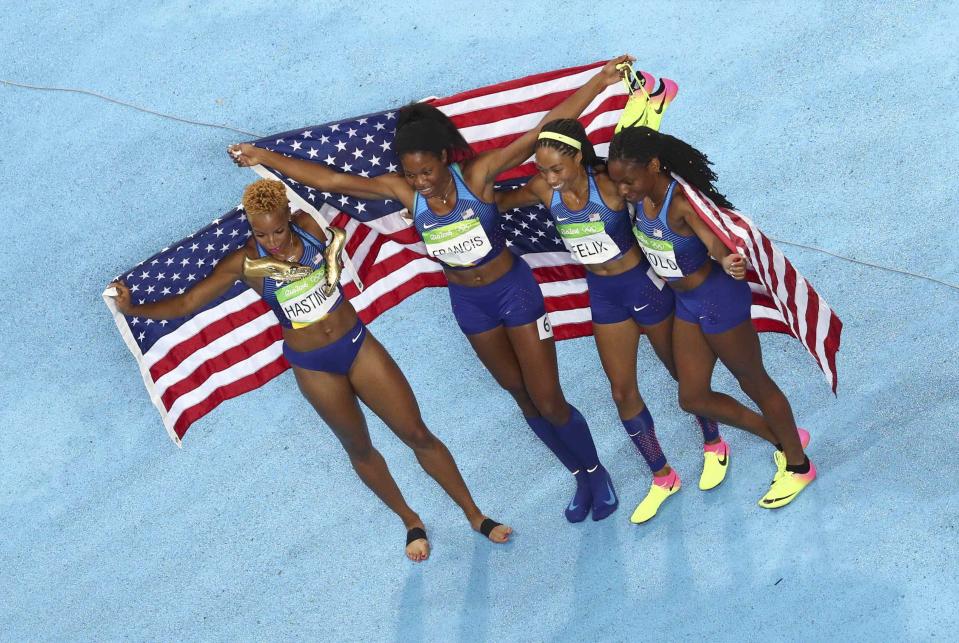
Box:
[434,175,455,205]
[649,179,670,211]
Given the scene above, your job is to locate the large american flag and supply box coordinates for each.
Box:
[104,60,841,444]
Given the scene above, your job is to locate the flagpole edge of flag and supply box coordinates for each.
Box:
[101,288,183,447]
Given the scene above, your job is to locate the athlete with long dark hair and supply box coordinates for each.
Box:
[228,57,634,522]
[606,126,814,508]
[496,119,747,523]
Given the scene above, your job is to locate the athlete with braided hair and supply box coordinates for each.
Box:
[228,56,635,523]
[496,119,744,523]
[607,126,814,509]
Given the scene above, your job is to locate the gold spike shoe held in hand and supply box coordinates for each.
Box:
[321,226,347,296]
[242,255,313,283]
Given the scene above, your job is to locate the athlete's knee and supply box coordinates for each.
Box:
[533,395,570,425]
[400,425,438,451]
[678,387,709,416]
[342,438,376,462]
[610,383,641,412]
[500,379,534,406]
[734,371,777,401]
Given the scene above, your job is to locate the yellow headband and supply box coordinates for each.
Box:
[537,131,582,150]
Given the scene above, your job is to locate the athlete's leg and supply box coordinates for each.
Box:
[673,318,778,444]
[505,321,617,520]
[467,324,593,521]
[348,333,511,543]
[643,313,742,446]
[467,325,582,472]
[592,318,669,476]
[466,325,540,418]
[291,365,428,561]
[701,320,806,465]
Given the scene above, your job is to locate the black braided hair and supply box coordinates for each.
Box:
[536,119,603,169]
[608,126,733,209]
[394,102,474,164]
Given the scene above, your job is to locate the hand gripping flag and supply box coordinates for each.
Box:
[674,175,843,392]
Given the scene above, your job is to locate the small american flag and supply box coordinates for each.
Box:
[675,175,843,392]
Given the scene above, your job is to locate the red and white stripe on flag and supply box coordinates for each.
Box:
[264,61,630,340]
[675,175,843,392]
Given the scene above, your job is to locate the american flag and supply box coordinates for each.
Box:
[247,60,636,339]
[104,60,841,444]
[675,175,843,392]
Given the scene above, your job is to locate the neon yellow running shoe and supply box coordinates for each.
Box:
[699,439,729,491]
[759,452,817,509]
[614,62,679,134]
[630,469,681,524]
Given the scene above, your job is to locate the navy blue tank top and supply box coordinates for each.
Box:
[549,168,634,265]
[412,163,505,270]
[257,224,343,329]
[632,180,709,281]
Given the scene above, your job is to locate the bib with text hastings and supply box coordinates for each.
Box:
[633,229,685,279]
[420,208,492,267]
[557,218,620,264]
[275,268,339,329]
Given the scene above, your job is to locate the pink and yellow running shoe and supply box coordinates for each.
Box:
[759,451,817,509]
[630,468,681,524]
[614,62,679,133]
[699,438,730,491]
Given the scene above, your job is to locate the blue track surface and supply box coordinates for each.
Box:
[2,2,958,640]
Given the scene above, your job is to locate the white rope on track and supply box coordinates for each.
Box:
[4,78,957,293]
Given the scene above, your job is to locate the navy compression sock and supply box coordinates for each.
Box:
[696,415,720,443]
[622,408,667,473]
[526,416,582,473]
[551,404,600,470]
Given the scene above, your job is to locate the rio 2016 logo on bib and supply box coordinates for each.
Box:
[633,229,684,279]
[275,268,340,328]
[557,220,619,265]
[421,218,492,267]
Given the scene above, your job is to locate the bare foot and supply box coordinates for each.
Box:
[405,524,430,563]
[471,516,512,544]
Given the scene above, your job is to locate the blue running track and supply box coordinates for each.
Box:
[1,2,957,640]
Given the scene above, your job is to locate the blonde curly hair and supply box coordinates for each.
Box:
[242,179,289,217]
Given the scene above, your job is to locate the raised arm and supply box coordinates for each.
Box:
[494,174,552,212]
[109,250,247,320]
[228,144,413,207]
[468,55,633,188]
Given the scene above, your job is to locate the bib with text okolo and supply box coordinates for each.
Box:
[556,220,620,264]
[275,268,340,329]
[633,229,684,279]
[421,217,492,267]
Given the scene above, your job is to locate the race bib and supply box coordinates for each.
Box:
[421,219,492,267]
[536,313,554,340]
[275,268,340,329]
[633,229,684,279]
[556,221,620,264]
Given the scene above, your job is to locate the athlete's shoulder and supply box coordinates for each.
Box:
[592,169,625,208]
[291,209,322,236]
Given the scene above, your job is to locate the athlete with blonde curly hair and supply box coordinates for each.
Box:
[110,179,511,562]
